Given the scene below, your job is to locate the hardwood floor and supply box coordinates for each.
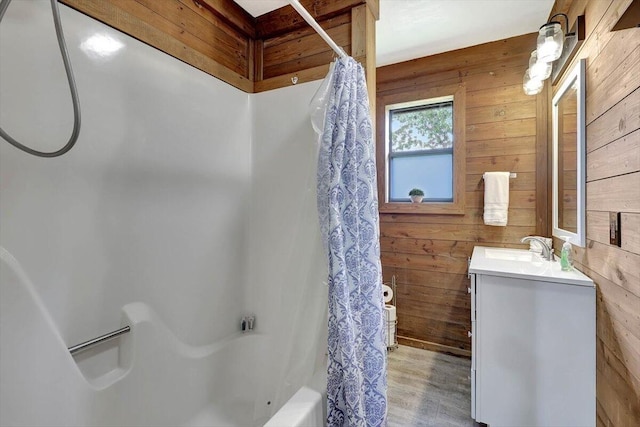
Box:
[387,345,479,427]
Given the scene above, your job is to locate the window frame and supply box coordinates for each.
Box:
[376,83,466,215]
[387,96,454,203]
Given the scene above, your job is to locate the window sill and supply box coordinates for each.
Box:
[379,200,465,215]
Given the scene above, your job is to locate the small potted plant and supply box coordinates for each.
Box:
[409,188,424,203]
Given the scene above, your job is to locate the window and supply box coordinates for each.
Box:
[377,83,466,214]
[388,97,454,202]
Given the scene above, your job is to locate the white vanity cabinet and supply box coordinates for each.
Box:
[468,246,595,427]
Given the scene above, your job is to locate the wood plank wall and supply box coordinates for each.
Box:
[61,0,256,92]
[547,0,640,425]
[254,1,378,97]
[60,0,378,94]
[254,8,354,92]
[376,33,546,357]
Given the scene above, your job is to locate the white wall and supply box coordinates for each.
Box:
[0,1,251,349]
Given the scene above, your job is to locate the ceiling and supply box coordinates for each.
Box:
[235,0,555,66]
[236,0,290,17]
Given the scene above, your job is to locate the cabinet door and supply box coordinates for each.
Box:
[475,274,595,427]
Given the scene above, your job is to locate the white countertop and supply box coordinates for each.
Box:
[468,246,595,287]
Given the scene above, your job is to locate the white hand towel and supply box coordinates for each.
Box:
[483,172,510,226]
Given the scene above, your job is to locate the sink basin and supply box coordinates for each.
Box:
[483,248,539,262]
[469,246,594,287]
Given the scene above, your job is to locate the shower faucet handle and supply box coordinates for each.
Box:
[241,315,255,332]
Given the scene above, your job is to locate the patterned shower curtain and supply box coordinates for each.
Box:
[316,57,387,427]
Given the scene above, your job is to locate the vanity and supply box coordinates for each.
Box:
[468,246,595,427]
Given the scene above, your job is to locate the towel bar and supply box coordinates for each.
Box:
[482,172,517,179]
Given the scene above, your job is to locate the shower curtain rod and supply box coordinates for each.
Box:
[289,0,348,59]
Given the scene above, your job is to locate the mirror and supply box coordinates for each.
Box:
[552,59,586,247]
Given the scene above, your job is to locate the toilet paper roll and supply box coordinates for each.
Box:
[384,304,396,321]
[387,327,396,347]
[382,285,393,303]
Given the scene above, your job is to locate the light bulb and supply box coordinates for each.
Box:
[523,69,543,95]
[529,51,552,80]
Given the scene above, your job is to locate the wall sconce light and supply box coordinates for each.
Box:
[523,13,585,95]
[537,14,568,62]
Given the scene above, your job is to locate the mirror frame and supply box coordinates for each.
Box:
[552,58,586,247]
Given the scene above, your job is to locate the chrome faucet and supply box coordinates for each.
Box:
[521,236,555,261]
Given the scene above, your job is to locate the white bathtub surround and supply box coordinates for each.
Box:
[316,58,387,426]
[249,81,329,421]
[0,1,251,350]
[1,1,326,426]
[1,247,269,426]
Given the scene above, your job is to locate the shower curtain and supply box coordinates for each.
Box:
[316,57,387,427]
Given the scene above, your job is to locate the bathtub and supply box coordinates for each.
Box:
[264,369,327,427]
[0,247,321,427]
